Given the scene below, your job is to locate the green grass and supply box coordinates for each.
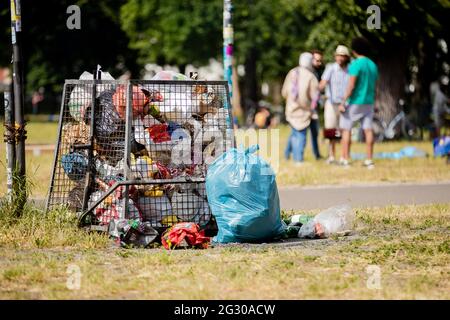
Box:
[20,121,59,144]
[0,122,449,197]
[236,125,450,186]
[0,201,109,250]
[0,203,448,299]
[0,122,58,197]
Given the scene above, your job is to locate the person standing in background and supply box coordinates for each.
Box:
[432,77,450,137]
[319,45,351,164]
[309,50,324,160]
[32,87,45,115]
[339,37,378,169]
[282,52,320,165]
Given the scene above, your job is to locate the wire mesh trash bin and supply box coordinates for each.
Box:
[47,79,234,234]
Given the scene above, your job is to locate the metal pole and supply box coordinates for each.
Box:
[3,86,15,200]
[123,81,133,219]
[82,79,97,211]
[10,0,26,206]
[223,0,234,126]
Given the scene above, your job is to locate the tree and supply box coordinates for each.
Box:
[0,0,139,112]
[299,0,450,123]
[120,0,311,112]
[120,0,223,72]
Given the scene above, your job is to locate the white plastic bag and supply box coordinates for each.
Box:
[298,204,354,239]
[137,195,172,224]
[151,70,189,81]
[79,70,115,96]
[157,91,200,121]
[171,191,211,226]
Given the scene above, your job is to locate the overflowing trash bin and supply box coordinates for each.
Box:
[47,73,234,247]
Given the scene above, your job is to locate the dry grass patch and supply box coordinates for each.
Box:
[0,203,448,299]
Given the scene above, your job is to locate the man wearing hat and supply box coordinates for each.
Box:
[319,45,351,164]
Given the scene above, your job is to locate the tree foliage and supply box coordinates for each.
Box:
[0,0,138,98]
[1,0,449,116]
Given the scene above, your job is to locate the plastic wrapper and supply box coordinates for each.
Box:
[89,190,140,225]
[137,195,173,224]
[108,219,159,247]
[61,122,89,146]
[148,124,171,143]
[206,145,285,243]
[298,204,354,239]
[121,221,159,248]
[161,222,210,250]
[134,118,178,154]
[61,152,88,181]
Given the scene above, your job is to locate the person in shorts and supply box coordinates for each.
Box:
[338,37,378,169]
[319,45,351,164]
[432,77,450,137]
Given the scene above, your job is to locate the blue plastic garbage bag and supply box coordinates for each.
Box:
[351,146,427,160]
[433,136,450,157]
[61,152,88,180]
[206,145,286,243]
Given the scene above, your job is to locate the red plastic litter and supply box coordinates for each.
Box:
[161,222,210,250]
[113,85,149,119]
[147,124,171,143]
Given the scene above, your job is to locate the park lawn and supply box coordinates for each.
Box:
[0,122,58,198]
[0,203,448,299]
[0,122,449,197]
[235,125,450,186]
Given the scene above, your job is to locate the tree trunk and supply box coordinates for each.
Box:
[242,48,259,116]
[410,38,437,129]
[375,46,409,123]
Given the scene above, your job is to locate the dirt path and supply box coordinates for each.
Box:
[33,182,450,210]
[279,181,450,210]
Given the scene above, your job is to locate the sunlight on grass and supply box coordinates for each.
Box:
[235,125,450,186]
[0,122,449,197]
[0,203,448,299]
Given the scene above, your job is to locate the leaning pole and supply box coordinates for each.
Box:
[3,87,15,200]
[10,0,26,210]
[223,0,233,126]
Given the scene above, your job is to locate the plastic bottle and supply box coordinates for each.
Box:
[298,204,354,239]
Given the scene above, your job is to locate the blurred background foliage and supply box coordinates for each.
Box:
[0,0,449,122]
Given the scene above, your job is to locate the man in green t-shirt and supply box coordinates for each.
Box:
[338,37,378,169]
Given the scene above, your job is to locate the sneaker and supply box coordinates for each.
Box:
[339,158,351,168]
[363,159,375,170]
[293,161,308,167]
[326,156,336,165]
